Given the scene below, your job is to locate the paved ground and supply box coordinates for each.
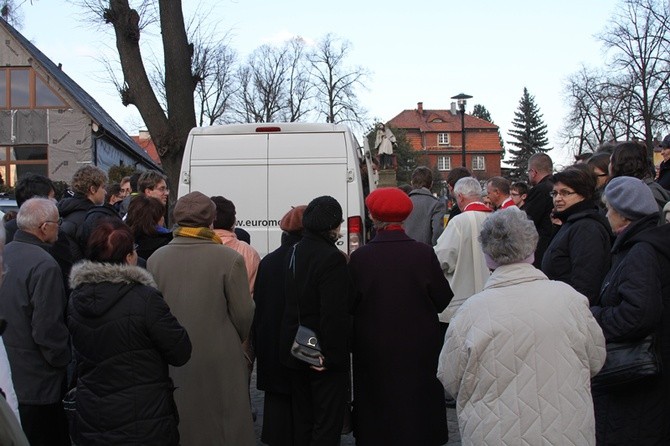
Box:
[250,365,461,446]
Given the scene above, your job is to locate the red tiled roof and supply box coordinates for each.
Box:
[131,134,162,166]
[388,108,499,132]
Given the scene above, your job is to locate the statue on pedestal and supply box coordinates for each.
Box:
[375,123,397,170]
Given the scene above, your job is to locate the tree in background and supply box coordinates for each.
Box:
[107,164,137,184]
[309,34,368,127]
[507,88,551,181]
[472,103,505,159]
[563,0,670,158]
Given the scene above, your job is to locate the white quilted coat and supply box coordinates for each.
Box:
[438,263,606,446]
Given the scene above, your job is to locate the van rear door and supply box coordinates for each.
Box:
[186,132,270,250]
[267,131,348,252]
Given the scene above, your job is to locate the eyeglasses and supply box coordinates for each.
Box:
[595,173,608,178]
[43,218,62,226]
[154,186,169,193]
[133,243,139,252]
[510,192,520,196]
[549,190,578,198]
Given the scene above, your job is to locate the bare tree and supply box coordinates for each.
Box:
[599,0,670,156]
[282,37,312,122]
[74,0,196,195]
[308,33,368,126]
[193,42,237,126]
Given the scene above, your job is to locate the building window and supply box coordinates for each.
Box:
[0,146,48,186]
[0,67,67,109]
[437,156,451,171]
[472,155,485,171]
[437,133,450,145]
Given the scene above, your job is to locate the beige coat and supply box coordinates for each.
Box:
[147,237,255,446]
[438,263,606,446]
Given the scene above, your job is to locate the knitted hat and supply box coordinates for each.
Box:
[173,191,216,227]
[604,176,658,221]
[280,205,307,233]
[302,196,343,232]
[365,187,413,223]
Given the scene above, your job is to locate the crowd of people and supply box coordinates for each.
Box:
[0,138,668,446]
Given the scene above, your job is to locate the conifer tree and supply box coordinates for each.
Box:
[472,104,505,159]
[507,88,551,180]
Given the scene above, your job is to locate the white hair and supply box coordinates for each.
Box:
[479,208,538,265]
[16,198,58,231]
[454,177,482,199]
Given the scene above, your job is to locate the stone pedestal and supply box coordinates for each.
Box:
[378,169,397,188]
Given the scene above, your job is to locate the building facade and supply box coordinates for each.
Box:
[387,101,503,181]
[0,18,160,187]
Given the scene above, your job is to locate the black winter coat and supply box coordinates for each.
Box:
[523,175,554,268]
[80,204,122,248]
[348,229,452,446]
[58,194,95,262]
[279,230,352,372]
[541,200,612,304]
[591,214,670,445]
[253,233,300,394]
[68,261,192,446]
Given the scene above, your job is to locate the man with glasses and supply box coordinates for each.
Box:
[0,198,71,445]
[138,170,169,206]
[523,153,555,268]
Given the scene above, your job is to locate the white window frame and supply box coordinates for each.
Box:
[437,133,450,145]
[437,155,451,171]
[472,155,485,171]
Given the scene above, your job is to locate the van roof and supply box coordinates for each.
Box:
[189,122,353,136]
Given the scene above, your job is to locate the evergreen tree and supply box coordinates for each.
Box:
[507,88,551,181]
[472,104,506,159]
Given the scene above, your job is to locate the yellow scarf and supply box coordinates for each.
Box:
[173,226,223,244]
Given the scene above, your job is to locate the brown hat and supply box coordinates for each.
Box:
[173,191,216,227]
[280,205,307,233]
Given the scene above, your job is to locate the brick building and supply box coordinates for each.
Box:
[387,101,503,181]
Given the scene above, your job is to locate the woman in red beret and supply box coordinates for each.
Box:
[348,187,454,446]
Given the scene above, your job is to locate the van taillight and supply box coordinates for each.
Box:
[255,126,281,132]
[348,216,363,254]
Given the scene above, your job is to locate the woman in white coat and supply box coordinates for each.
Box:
[438,208,606,446]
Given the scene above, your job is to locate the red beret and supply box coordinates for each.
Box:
[365,187,413,222]
[280,205,307,233]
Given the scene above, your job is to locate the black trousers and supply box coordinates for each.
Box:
[291,368,347,446]
[19,402,70,446]
[262,391,293,446]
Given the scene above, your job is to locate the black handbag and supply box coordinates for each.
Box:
[291,325,323,366]
[591,334,661,390]
[288,245,324,367]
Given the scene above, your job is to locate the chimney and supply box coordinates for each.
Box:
[417,102,423,114]
[450,102,457,115]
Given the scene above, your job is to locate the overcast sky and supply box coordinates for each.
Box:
[20,0,619,168]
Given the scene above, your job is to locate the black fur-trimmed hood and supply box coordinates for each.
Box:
[69,261,158,318]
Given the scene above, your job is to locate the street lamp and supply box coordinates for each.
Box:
[451,93,473,167]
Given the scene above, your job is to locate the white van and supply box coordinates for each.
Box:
[177,123,370,257]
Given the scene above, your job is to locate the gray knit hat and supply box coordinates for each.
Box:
[302,196,343,232]
[604,176,658,221]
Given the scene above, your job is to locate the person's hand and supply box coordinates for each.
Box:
[310,355,326,372]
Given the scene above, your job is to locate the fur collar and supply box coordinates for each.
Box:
[69,260,157,290]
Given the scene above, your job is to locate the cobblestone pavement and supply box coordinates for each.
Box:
[251,365,461,446]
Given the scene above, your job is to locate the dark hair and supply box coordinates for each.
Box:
[573,152,593,163]
[587,152,611,174]
[551,166,596,201]
[511,181,529,196]
[398,184,412,195]
[487,176,511,195]
[126,195,165,237]
[138,170,167,194]
[15,174,55,207]
[129,172,142,192]
[446,167,471,187]
[610,142,651,179]
[528,153,553,173]
[211,196,236,230]
[86,218,135,264]
[106,183,121,203]
[411,166,433,189]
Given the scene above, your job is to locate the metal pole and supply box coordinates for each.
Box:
[461,105,466,167]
